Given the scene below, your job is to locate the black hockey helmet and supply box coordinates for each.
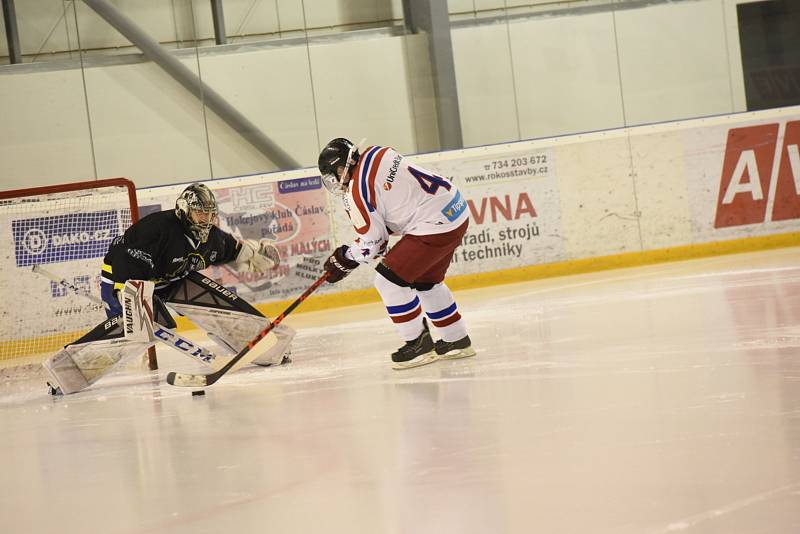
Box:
[318,138,359,196]
[175,183,218,243]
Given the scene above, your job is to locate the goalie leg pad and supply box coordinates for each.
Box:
[206,332,238,356]
[173,304,294,367]
[43,280,158,395]
[152,294,177,329]
[170,272,263,316]
[251,323,295,367]
[152,325,216,366]
[167,273,293,367]
[170,302,269,348]
[43,347,93,395]
[121,280,156,342]
[170,299,294,367]
[42,315,155,394]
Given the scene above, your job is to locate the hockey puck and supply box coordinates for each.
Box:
[191,390,206,397]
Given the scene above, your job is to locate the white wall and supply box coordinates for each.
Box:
[0,0,768,191]
[0,0,408,58]
[0,69,96,184]
[614,0,734,125]
[510,10,626,139]
[0,31,435,189]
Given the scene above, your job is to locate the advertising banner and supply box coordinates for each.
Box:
[685,116,800,243]
[423,147,565,274]
[138,175,333,304]
[12,210,123,267]
[208,176,332,302]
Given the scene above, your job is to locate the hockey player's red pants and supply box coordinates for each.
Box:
[382,220,468,285]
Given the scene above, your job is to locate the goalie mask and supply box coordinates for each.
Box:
[318,138,359,196]
[175,183,218,243]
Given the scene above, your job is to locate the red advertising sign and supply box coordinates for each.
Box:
[772,120,800,222]
[714,121,800,228]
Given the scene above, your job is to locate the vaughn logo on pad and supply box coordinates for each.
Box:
[715,120,800,228]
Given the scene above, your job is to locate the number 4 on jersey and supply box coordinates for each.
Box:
[408,166,452,195]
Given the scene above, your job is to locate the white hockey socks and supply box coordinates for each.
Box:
[374,272,425,341]
[416,283,467,342]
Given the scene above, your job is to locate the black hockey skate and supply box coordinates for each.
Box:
[435,335,476,360]
[46,382,63,396]
[391,321,437,370]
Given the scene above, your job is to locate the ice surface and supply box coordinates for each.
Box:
[1,248,799,534]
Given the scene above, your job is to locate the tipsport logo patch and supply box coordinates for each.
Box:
[441,191,467,222]
[714,120,800,228]
[12,211,121,267]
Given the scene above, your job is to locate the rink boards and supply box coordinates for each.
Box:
[3,105,800,361]
[168,104,800,316]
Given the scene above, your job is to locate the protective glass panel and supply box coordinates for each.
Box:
[0,2,96,187]
[73,0,213,188]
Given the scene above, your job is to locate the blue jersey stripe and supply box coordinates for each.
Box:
[387,296,421,315]
[360,147,379,213]
[426,302,457,320]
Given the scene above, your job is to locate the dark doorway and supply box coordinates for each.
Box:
[737,0,800,110]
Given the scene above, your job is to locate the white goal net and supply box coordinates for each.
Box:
[0,178,147,366]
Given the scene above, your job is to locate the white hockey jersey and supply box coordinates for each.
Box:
[341,146,469,264]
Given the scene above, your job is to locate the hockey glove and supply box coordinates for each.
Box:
[324,245,359,283]
[234,239,281,273]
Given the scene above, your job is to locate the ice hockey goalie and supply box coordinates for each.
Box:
[43,274,293,395]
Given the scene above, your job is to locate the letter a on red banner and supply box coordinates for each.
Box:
[714,124,778,228]
[770,120,800,222]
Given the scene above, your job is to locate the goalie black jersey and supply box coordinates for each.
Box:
[102,210,240,290]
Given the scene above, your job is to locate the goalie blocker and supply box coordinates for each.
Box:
[43,272,293,395]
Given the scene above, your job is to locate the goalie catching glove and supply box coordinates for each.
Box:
[234,239,281,273]
[324,245,360,283]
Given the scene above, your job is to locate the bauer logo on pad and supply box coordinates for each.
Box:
[12,211,122,267]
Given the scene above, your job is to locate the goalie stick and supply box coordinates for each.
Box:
[166,271,329,388]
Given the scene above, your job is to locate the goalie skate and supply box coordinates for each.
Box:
[46,382,62,396]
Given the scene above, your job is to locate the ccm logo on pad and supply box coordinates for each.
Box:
[715,121,800,228]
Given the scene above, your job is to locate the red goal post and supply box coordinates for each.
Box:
[0,178,157,369]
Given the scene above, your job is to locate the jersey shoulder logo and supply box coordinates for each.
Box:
[441,191,467,222]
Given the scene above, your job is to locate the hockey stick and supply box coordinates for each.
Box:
[166,271,330,388]
[32,264,107,308]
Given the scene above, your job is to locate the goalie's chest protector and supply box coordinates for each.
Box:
[111,211,237,283]
[157,226,235,280]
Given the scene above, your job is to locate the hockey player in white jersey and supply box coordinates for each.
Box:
[318,138,475,369]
